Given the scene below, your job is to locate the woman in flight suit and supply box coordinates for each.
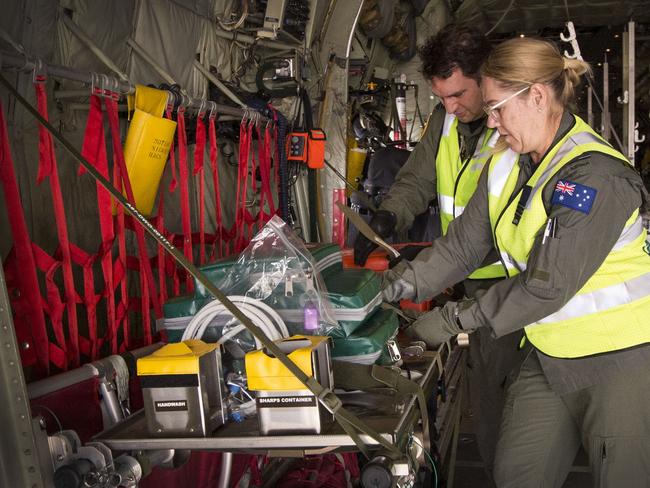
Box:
[383,37,650,487]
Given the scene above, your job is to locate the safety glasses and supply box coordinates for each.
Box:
[483,85,531,120]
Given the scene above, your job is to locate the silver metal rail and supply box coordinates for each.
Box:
[0,51,265,121]
[0,258,47,488]
[621,21,636,165]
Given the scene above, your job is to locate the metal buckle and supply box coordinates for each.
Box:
[317,388,342,415]
[386,339,402,364]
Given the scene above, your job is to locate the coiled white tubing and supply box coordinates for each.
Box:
[180,295,289,349]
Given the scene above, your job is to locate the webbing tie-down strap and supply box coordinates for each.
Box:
[208,110,224,258]
[0,103,50,374]
[176,107,194,292]
[332,361,430,450]
[0,73,403,460]
[194,110,207,264]
[35,79,81,367]
[80,94,114,359]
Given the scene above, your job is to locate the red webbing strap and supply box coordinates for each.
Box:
[165,106,178,192]
[250,125,259,196]
[35,80,80,368]
[80,94,114,360]
[248,123,260,238]
[194,110,207,265]
[156,104,178,302]
[176,107,194,291]
[154,187,168,305]
[233,119,247,252]
[169,234,181,297]
[69,244,100,359]
[235,121,253,252]
[0,102,50,374]
[104,92,159,345]
[31,244,68,370]
[208,111,224,258]
[112,158,129,354]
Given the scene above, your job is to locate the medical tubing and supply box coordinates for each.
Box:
[211,296,288,338]
[180,296,289,346]
[197,305,281,346]
[181,297,286,342]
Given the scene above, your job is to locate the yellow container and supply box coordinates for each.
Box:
[137,340,226,437]
[245,336,334,435]
[118,85,177,216]
[346,143,367,197]
[246,335,331,391]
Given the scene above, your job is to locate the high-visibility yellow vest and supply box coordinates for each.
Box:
[436,114,505,279]
[487,115,650,358]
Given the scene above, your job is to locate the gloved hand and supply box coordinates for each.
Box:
[387,244,429,269]
[403,301,473,349]
[353,209,397,266]
[381,268,416,302]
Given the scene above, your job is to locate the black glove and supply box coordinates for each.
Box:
[353,209,397,266]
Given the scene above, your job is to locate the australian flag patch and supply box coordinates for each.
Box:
[551,179,597,214]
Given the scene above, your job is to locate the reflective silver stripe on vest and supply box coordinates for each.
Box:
[472,129,498,160]
[442,113,456,136]
[472,130,489,157]
[500,251,526,272]
[454,205,465,218]
[486,131,500,148]
[612,216,644,251]
[439,195,455,215]
[488,149,518,197]
[534,271,650,325]
[474,131,500,160]
[525,132,605,209]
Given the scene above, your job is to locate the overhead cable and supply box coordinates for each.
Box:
[0,51,266,121]
[485,0,516,36]
[193,60,247,108]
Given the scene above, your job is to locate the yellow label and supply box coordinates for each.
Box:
[137,340,217,376]
[246,336,329,391]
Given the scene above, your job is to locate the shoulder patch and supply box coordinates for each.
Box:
[551,179,597,214]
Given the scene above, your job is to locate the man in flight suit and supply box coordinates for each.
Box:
[353,24,524,483]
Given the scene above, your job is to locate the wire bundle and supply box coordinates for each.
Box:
[180,295,290,348]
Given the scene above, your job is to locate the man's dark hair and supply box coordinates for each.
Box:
[419,24,491,81]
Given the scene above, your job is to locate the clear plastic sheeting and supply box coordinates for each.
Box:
[184,216,340,354]
[217,216,338,335]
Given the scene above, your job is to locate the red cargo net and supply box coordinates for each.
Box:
[1,80,279,375]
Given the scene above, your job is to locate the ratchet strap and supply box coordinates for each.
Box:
[0,73,403,460]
